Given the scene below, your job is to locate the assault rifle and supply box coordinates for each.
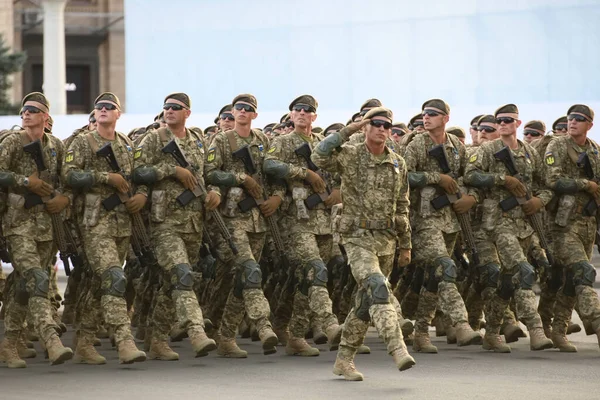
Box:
[577,152,600,239]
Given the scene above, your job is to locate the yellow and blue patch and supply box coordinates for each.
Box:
[65,150,74,163]
[545,152,555,165]
[207,147,216,162]
[134,146,142,160]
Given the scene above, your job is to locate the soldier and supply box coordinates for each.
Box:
[464,103,554,352]
[263,95,343,356]
[62,92,146,364]
[205,126,218,138]
[403,99,482,353]
[312,107,415,381]
[544,104,600,351]
[446,126,466,144]
[408,113,425,133]
[204,94,278,358]
[324,123,345,137]
[469,114,483,146]
[131,92,219,360]
[0,92,73,368]
[215,104,235,132]
[522,120,546,144]
[552,116,568,136]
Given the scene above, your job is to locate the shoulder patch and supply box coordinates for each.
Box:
[258,144,264,152]
[51,149,57,158]
[267,146,276,154]
[469,154,477,163]
[207,148,216,162]
[196,140,203,148]
[134,146,142,160]
[545,152,555,165]
[65,150,74,163]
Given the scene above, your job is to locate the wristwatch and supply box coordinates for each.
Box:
[238,173,247,184]
[23,177,29,187]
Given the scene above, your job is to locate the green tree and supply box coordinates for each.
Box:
[0,34,27,115]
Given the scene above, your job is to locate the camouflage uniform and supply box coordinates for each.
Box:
[403,131,481,350]
[264,129,342,351]
[544,134,600,348]
[465,137,553,349]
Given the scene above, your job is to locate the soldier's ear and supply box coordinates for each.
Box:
[252,112,258,121]
[443,115,449,124]
[184,109,191,119]
[588,121,594,131]
[516,119,522,128]
[311,113,317,123]
[116,110,121,120]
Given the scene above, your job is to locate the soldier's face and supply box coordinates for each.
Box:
[290,108,317,130]
[219,113,236,131]
[496,115,520,137]
[478,124,499,143]
[470,126,479,145]
[164,105,190,126]
[365,116,391,144]
[232,102,257,126]
[95,104,121,125]
[21,107,47,129]
[567,114,593,139]
[422,111,447,131]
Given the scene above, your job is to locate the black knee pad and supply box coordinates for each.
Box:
[439,257,458,283]
[366,273,390,305]
[25,269,49,298]
[15,275,29,305]
[563,269,576,297]
[572,261,596,287]
[497,274,515,300]
[478,263,500,289]
[410,265,424,294]
[354,288,371,322]
[234,259,262,298]
[305,259,328,287]
[171,263,194,291]
[517,261,536,290]
[101,266,127,298]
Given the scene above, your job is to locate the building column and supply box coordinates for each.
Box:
[42,0,67,114]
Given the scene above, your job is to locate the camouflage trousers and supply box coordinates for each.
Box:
[287,232,338,338]
[412,227,469,333]
[210,228,271,340]
[339,242,404,354]
[150,228,206,341]
[3,235,58,344]
[79,230,133,345]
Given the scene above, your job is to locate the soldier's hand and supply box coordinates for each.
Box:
[452,195,477,215]
[504,175,527,197]
[174,166,198,190]
[522,196,544,216]
[205,190,221,211]
[584,180,600,199]
[27,172,53,197]
[324,188,342,207]
[438,174,459,194]
[305,169,326,194]
[125,193,147,214]
[107,172,130,194]
[343,119,371,136]
[259,195,282,217]
[398,248,411,267]
[242,174,263,199]
[45,194,69,214]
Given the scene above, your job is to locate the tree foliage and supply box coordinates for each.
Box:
[0,34,27,115]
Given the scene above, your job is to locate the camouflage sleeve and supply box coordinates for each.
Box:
[395,156,412,250]
[403,139,440,188]
[62,135,109,187]
[464,145,503,188]
[0,134,27,187]
[529,147,553,205]
[133,132,176,196]
[311,138,346,174]
[52,138,72,201]
[204,133,238,195]
[264,136,306,181]
[544,139,587,193]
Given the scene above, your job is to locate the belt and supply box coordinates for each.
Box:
[357,218,394,230]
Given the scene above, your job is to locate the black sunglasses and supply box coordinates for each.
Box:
[422,110,441,117]
[496,117,516,124]
[95,102,118,111]
[554,124,568,131]
[523,130,542,137]
[412,121,424,128]
[20,105,42,114]
[234,103,256,113]
[567,114,589,122]
[285,121,295,128]
[292,104,316,113]
[370,120,392,130]
[220,113,234,121]
[478,126,496,133]
[391,129,405,136]
[163,103,184,111]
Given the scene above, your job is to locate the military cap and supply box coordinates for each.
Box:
[364,107,393,121]
[324,123,345,134]
[409,113,424,128]
[205,125,218,134]
[280,113,290,123]
[215,104,233,123]
[552,116,568,131]
[477,114,496,126]
[164,92,191,109]
[263,122,276,132]
[470,114,484,127]
[274,123,286,130]
[21,92,50,113]
[494,104,519,118]
[289,95,318,112]
[523,120,546,135]
[232,94,258,110]
[44,115,54,134]
[446,126,465,139]
[422,98,450,115]
[312,126,323,134]
[94,92,121,110]
[393,122,408,131]
[567,104,594,122]
[360,98,382,111]
[189,126,204,136]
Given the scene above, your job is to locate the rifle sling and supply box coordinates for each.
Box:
[226,130,239,153]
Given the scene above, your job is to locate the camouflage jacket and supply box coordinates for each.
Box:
[348,131,399,153]
[205,128,271,233]
[134,127,206,234]
[62,130,134,238]
[403,131,471,234]
[312,140,411,256]
[0,131,65,240]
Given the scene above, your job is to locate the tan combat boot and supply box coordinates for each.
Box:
[217,338,248,358]
[74,335,107,364]
[326,324,343,351]
[567,322,582,335]
[404,333,414,346]
[455,322,483,346]
[503,323,526,343]
[551,332,577,352]
[189,328,217,357]
[117,339,146,364]
[333,346,363,381]
[46,335,74,365]
[399,318,414,338]
[258,326,278,355]
[148,339,179,361]
[273,325,289,346]
[482,333,511,353]
[312,328,328,345]
[169,325,188,342]
[391,344,416,371]
[433,313,446,337]
[357,344,371,354]
[286,337,320,356]
[17,333,36,359]
[528,327,553,351]
[0,334,27,368]
[413,332,438,354]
